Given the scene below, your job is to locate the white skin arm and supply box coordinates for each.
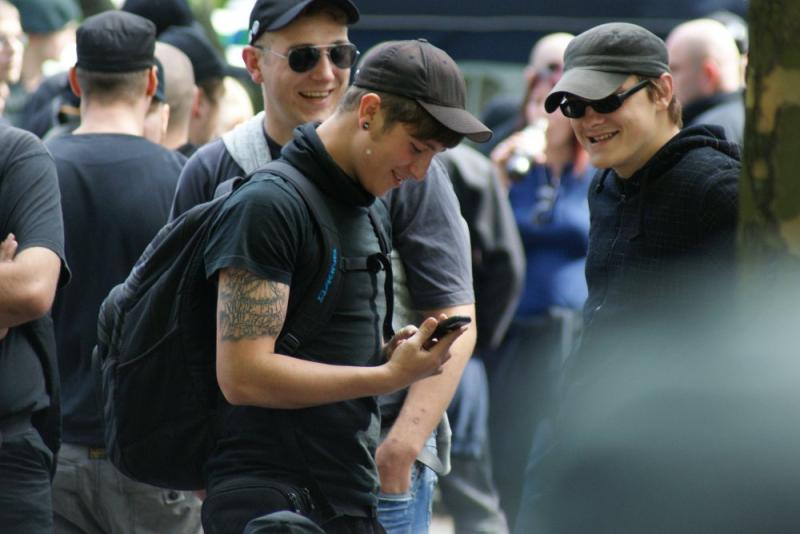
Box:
[215,267,462,409]
[0,233,61,336]
[376,303,477,493]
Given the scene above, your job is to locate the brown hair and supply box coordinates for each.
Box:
[340,86,464,148]
[75,68,150,106]
[639,75,683,127]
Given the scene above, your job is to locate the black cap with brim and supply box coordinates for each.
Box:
[354,39,491,144]
[159,24,226,83]
[248,0,359,44]
[544,69,628,113]
[418,101,493,143]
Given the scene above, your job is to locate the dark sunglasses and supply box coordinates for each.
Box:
[254,43,359,73]
[559,79,651,119]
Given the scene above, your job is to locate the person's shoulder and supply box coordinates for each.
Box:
[182,138,237,177]
[191,137,228,163]
[1,125,49,158]
[232,173,306,211]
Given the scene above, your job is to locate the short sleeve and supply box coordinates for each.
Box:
[0,129,68,283]
[385,157,474,310]
[204,177,309,285]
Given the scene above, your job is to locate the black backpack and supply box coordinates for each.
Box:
[95,160,392,490]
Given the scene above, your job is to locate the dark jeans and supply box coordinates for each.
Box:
[485,311,579,530]
[202,477,386,534]
[0,426,54,533]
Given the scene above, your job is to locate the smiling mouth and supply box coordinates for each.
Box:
[299,90,333,100]
[588,131,618,143]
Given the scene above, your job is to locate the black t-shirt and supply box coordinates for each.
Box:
[47,134,185,446]
[0,126,67,419]
[203,124,388,516]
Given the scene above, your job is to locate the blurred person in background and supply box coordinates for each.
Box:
[486,31,592,529]
[159,23,227,155]
[47,12,199,533]
[121,0,195,37]
[0,0,23,123]
[479,33,573,157]
[666,17,745,145]
[6,0,80,127]
[154,41,197,151]
[215,75,255,137]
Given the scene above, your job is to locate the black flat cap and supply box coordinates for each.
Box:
[248,0,359,44]
[76,11,156,73]
[159,25,225,83]
[11,0,81,34]
[121,0,194,36]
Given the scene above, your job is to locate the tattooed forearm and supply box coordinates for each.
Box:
[218,268,288,341]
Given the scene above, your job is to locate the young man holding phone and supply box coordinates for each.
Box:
[171,2,485,532]
[200,37,490,533]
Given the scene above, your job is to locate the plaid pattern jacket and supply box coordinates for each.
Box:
[581,125,740,337]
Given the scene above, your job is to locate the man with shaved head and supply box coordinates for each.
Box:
[666,18,744,145]
[155,41,196,151]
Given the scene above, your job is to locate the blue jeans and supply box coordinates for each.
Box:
[377,462,436,534]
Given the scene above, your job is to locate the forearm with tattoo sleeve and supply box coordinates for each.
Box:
[215,267,459,410]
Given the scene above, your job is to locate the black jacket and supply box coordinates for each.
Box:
[581,125,740,338]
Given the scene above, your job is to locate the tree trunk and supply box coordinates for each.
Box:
[740,0,800,279]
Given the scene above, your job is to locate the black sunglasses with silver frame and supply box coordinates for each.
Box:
[559,79,651,119]
[253,42,359,73]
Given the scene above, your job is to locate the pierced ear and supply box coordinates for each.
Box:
[357,92,382,125]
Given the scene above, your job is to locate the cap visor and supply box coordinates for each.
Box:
[544,69,629,113]
[419,101,493,143]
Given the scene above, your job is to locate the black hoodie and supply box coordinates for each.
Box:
[581,124,740,336]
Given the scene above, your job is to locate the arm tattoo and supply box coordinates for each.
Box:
[218,268,288,341]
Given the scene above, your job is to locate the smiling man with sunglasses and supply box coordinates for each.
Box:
[512,23,740,533]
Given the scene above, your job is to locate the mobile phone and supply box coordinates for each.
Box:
[430,315,472,341]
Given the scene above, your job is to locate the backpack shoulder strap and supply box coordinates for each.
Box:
[257,160,343,356]
[366,202,394,341]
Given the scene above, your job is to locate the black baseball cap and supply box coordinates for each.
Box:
[159,25,226,83]
[76,11,156,74]
[353,39,492,143]
[121,0,194,36]
[248,0,359,45]
[545,22,669,113]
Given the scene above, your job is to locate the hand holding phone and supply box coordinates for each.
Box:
[428,315,471,343]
